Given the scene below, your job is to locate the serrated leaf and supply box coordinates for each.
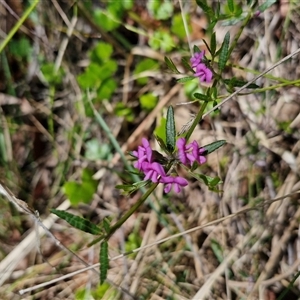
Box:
[100,241,109,284]
[218,31,230,72]
[194,93,209,101]
[166,106,176,152]
[258,0,276,12]
[227,0,234,12]
[50,209,103,235]
[203,140,226,154]
[177,76,196,83]
[164,56,181,74]
[210,32,217,56]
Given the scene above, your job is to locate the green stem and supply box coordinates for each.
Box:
[105,183,159,240]
[184,102,208,142]
[88,97,134,173]
[228,12,252,57]
[0,0,40,54]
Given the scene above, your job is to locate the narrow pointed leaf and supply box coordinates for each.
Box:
[258,0,276,12]
[50,209,103,235]
[202,39,211,54]
[223,78,259,89]
[177,76,196,83]
[164,57,181,74]
[154,134,169,153]
[203,140,226,154]
[193,45,201,54]
[103,218,110,233]
[189,173,223,192]
[195,0,214,17]
[210,32,217,56]
[100,241,109,284]
[227,0,234,12]
[194,93,210,102]
[181,57,194,72]
[218,31,230,72]
[166,106,176,152]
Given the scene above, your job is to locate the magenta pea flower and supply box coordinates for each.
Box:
[187,140,207,165]
[177,138,206,166]
[190,51,205,68]
[194,63,213,83]
[142,162,166,183]
[177,137,190,165]
[132,138,153,171]
[160,176,188,193]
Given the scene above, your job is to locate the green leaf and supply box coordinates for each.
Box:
[9,37,32,60]
[149,30,174,52]
[203,140,226,154]
[202,39,211,55]
[194,93,209,102]
[116,181,149,195]
[147,0,173,20]
[114,103,134,122]
[181,57,194,72]
[41,63,65,86]
[97,78,117,100]
[218,31,230,72]
[93,42,113,62]
[85,139,111,161]
[154,117,167,146]
[189,173,223,192]
[50,209,103,235]
[100,241,109,284]
[195,0,214,17]
[103,218,110,233]
[223,78,259,89]
[210,32,217,56]
[154,134,169,154]
[139,93,158,111]
[166,106,176,153]
[227,0,234,12]
[63,169,98,206]
[164,56,181,74]
[221,14,247,26]
[134,58,159,84]
[171,14,190,39]
[94,8,119,32]
[193,45,201,53]
[177,76,196,83]
[258,0,276,12]
[211,239,224,263]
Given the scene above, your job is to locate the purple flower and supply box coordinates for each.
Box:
[142,162,166,183]
[176,138,207,166]
[132,138,198,194]
[187,141,207,165]
[190,51,205,68]
[133,138,153,171]
[160,176,188,193]
[194,63,213,83]
[177,137,190,165]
